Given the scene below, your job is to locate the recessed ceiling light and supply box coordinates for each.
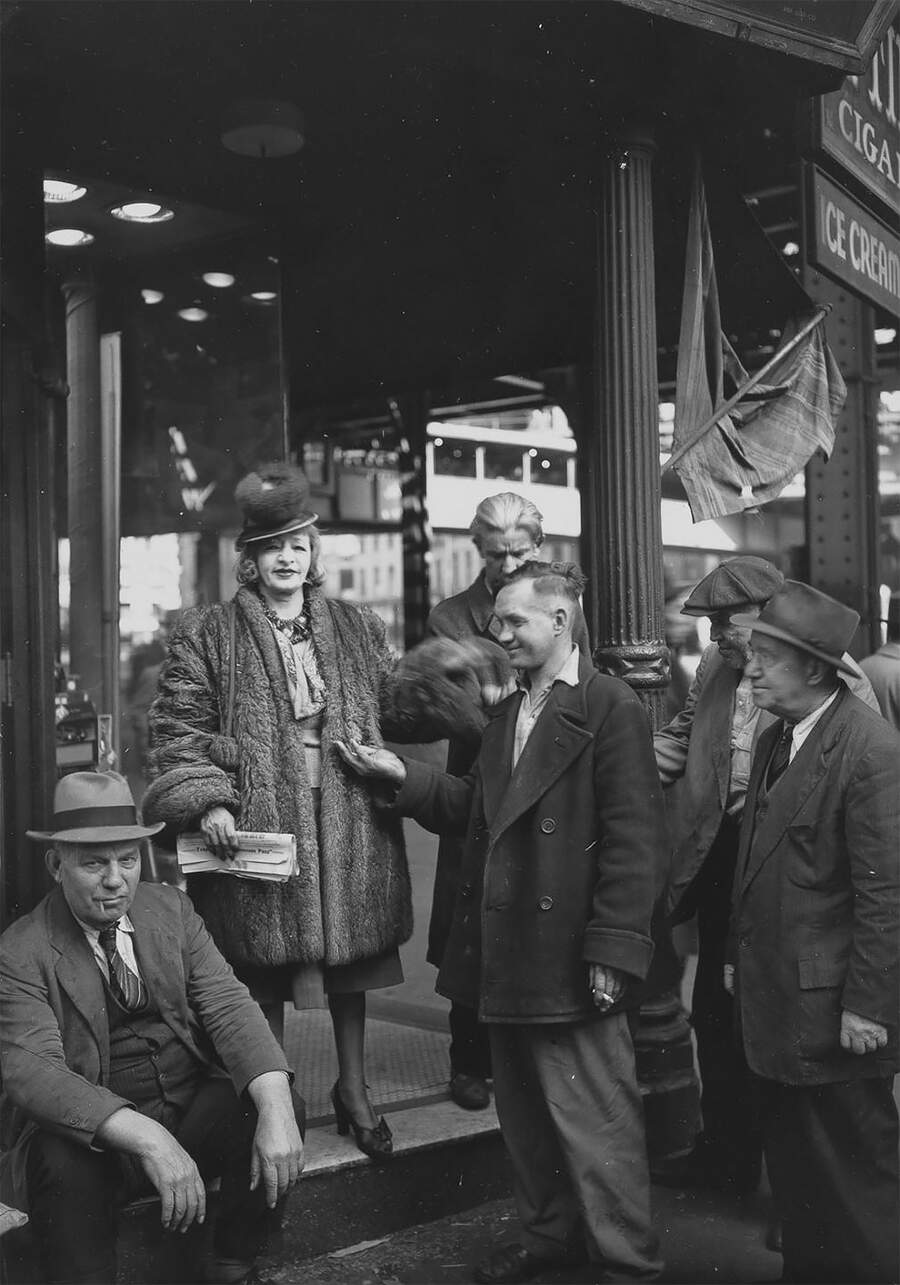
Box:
[202,272,235,288]
[110,201,175,224]
[249,290,277,302]
[45,228,95,247]
[43,179,87,204]
[875,327,897,345]
[177,307,208,322]
[141,289,165,305]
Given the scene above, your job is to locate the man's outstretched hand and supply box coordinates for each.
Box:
[335,739,407,785]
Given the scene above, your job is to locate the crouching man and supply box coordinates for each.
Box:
[0,771,305,1285]
[339,562,665,1284]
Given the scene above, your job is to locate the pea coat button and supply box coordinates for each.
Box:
[539,817,557,834]
[538,896,553,911]
[460,882,474,899]
[739,935,750,947]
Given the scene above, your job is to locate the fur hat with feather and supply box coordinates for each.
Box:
[235,462,318,548]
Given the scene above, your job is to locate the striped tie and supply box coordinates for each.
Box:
[98,922,146,1011]
[766,722,794,789]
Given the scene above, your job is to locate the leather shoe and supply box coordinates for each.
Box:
[474,1243,586,1284]
[449,1071,491,1110]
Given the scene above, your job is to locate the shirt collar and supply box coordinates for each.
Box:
[791,687,840,741]
[518,645,580,694]
[73,912,135,942]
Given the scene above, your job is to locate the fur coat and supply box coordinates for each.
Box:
[143,585,414,969]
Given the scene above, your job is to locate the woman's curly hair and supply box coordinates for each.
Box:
[236,524,326,588]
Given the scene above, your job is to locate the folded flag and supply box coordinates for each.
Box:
[671,160,846,523]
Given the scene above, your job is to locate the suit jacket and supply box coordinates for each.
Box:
[0,883,290,1209]
[729,688,900,1086]
[396,652,667,1022]
[425,572,590,966]
[654,644,880,917]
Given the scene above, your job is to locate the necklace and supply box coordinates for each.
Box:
[260,595,310,644]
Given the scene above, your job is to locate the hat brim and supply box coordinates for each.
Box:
[731,614,857,677]
[237,513,318,548]
[26,822,165,844]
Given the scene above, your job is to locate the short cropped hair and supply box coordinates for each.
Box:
[236,523,326,588]
[469,493,544,552]
[503,559,587,608]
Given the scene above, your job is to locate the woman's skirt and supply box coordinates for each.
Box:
[234,946,404,1010]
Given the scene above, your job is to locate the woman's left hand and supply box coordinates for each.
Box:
[335,739,407,785]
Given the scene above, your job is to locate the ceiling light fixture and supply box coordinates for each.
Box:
[45,228,95,247]
[221,99,304,159]
[782,241,800,257]
[43,179,87,204]
[249,290,277,302]
[875,327,897,345]
[110,201,175,224]
[202,272,235,288]
[141,289,165,305]
[177,307,209,322]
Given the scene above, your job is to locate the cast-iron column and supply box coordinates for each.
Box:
[591,126,668,723]
[587,124,698,1160]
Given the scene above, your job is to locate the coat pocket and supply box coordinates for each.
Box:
[797,955,847,990]
[796,954,845,1060]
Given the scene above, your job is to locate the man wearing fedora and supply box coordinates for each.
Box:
[727,581,899,1284]
[653,556,877,1197]
[0,771,305,1285]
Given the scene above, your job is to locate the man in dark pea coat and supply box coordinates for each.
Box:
[425,491,589,1110]
[727,582,900,1284]
[339,562,665,1284]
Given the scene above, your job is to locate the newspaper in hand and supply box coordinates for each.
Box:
[176,831,298,882]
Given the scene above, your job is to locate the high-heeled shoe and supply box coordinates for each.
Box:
[330,1080,393,1161]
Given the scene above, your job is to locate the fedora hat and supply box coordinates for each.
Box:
[732,581,859,677]
[235,462,318,549]
[26,771,165,844]
[681,557,785,617]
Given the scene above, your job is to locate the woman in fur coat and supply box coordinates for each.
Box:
[144,463,420,1160]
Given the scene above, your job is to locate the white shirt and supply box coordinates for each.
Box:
[788,687,840,761]
[74,912,142,984]
[512,646,580,768]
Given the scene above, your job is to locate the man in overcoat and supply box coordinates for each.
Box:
[0,771,305,1285]
[425,491,589,1109]
[653,556,877,1196]
[340,562,665,1284]
[726,581,899,1284]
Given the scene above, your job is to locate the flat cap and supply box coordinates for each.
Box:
[681,557,785,618]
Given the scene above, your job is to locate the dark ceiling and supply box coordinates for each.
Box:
[4,1,841,406]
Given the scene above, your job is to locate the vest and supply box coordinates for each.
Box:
[104,980,203,1122]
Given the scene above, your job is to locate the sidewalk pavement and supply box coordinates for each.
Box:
[258,1184,782,1284]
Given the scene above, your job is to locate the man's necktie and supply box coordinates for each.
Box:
[98,922,146,1011]
[766,721,794,789]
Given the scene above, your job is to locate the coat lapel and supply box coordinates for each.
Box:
[47,888,110,1079]
[479,691,521,827]
[487,656,593,842]
[465,574,501,641]
[739,688,849,892]
[128,890,190,1030]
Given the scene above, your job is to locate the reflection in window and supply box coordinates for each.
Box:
[530,449,568,486]
[433,439,477,478]
[484,443,524,482]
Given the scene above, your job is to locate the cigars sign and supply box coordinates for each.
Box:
[814,17,900,212]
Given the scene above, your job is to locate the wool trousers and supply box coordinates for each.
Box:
[690,813,762,1188]
[23,1076,305,1284]
[757,1074,899,1284]
[449,1000,492,1079]
[489,1015,661,1282]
